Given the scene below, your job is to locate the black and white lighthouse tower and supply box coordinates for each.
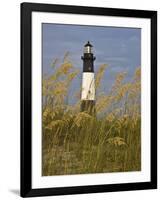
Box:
[81,41,96,114]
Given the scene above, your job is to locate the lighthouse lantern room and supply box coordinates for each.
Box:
[81,41,96,114]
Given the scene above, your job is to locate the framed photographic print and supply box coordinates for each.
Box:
[21,2,157,197]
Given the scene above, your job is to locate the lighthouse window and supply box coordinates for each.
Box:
[84,46,93,54]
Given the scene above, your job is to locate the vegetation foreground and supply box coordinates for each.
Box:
[42,53,141,176]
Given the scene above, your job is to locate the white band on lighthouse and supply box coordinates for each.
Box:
[81,72,95,100]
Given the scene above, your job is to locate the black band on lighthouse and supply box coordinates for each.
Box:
[81,54,96,72]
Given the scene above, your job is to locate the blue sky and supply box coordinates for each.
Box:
[42,23,141,103]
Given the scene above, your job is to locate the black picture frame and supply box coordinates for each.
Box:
[21,2,157,197]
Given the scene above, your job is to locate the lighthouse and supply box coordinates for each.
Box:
[81,41,96,114]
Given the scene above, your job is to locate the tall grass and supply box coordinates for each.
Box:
[42,54,141,176]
